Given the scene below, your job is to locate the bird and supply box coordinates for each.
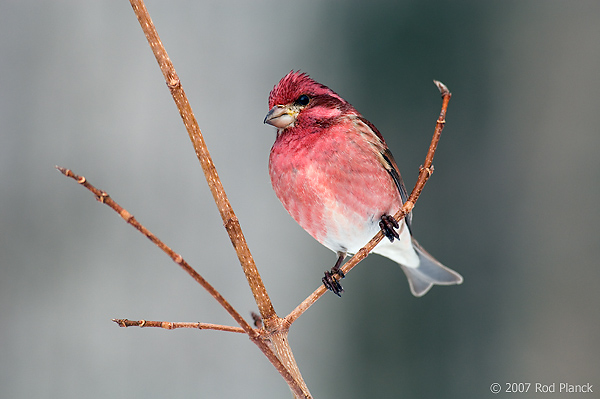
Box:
[264,71,462,297]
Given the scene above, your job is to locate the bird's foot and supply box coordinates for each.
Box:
[322,253,346,296]
[322,269,344,297]
[379,214,400,242]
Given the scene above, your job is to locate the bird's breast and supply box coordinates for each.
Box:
[269,124,401,253]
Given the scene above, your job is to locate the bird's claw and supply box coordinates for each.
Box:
[322,252,346,296]
[379,214,400,242]
[322,269,344,296]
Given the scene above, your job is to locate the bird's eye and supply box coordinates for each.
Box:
[295,94,310,106]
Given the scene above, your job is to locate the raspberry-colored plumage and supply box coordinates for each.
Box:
[265,71,462,296]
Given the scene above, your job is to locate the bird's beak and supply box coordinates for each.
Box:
[264,105,297,129]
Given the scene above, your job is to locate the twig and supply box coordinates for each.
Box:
[285,80,452,326]
[55,167,254,334]
[112,319,247,333]
[55,166,308,398]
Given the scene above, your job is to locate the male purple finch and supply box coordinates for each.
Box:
[264,71,462,296]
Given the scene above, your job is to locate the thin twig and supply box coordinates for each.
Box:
[55,166,255,334]
[112,319,247,333]
[56,166,308,398]
[285,80,452,326]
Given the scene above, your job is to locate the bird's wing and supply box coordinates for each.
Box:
[356,116,413,231]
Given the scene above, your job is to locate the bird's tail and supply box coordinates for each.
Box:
[398,238,463,297]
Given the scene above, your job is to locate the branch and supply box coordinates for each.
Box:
[55,167,255,334]
[285,80,452,326]
[128,0,276,323]
[90,1,310,397]
[62,1,451,396]
[112,319,247,333]
[55,166,308,398]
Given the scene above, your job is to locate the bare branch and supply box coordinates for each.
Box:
[55,166,309,398]
[61,1,312,397]
[60,1,451,396]
[55,166,255,334]
[285,81,452,325]
[127,0,276,323]
[112,319,247,333]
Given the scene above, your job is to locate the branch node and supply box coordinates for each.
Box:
[120,209,133,222]
[433,79,450,96]
[357,247,370,258]
[112,318,127,327]
[224,216,239,230]
[251,312,263,329]
[166,72,180,90]
[139,319,146,327]
[96,192,109,203]
[419,165,434,177]
[55,165,72,177]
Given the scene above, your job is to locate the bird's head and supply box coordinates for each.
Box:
[264,71,356,131]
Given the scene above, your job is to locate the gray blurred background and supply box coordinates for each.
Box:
[2,1,599,398]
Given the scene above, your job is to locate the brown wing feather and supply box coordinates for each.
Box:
[355,116,413,231]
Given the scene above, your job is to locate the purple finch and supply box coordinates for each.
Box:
[264,71,462,296]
